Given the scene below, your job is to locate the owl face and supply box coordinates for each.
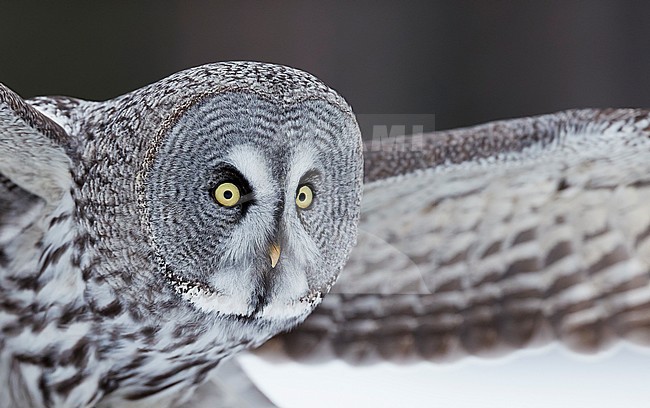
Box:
[146,91,363,324]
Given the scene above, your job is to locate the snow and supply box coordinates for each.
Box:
[239,343,650,407]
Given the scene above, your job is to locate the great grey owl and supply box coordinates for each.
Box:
[2,61,650,407]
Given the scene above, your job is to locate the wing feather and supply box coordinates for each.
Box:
[259,109,650,363]
[0,84,77,279]
[0,84,73,204]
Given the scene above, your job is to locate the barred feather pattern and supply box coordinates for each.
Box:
[261,109,650,362]
[0,82,254,408]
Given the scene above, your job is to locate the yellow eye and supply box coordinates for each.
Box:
[296,185,313,209]
[214,182,241,207]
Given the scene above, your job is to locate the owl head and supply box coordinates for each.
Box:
[136,62,363,327]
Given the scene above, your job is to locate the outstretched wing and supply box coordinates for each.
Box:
[0,84,76,272]
[0,85,73,202]
[178,359,277,408]
[259,109,650,362]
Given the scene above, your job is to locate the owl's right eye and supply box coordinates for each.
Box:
[213,182,241,207]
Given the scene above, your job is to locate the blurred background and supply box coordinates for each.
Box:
[4,3,650,406]
[2,0,650,131]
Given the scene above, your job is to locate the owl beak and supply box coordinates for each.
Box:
[269,243,281,268]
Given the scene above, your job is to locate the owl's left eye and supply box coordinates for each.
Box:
[296,185,314,209]
[213,182,241,207]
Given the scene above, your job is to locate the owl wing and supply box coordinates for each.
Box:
[0,84,74,203]
[257,109,650,363]
[178,359,277,408]
[0,84,76,264]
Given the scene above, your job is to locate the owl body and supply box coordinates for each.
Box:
[0,62,363,407]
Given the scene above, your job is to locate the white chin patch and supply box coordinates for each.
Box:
[178,282,317,320]
[181,286,255,317]
[258,298,315,321]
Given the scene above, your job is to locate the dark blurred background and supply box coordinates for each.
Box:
[1,0,650,131]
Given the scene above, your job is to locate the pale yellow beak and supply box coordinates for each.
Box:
[269,243,281,268]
